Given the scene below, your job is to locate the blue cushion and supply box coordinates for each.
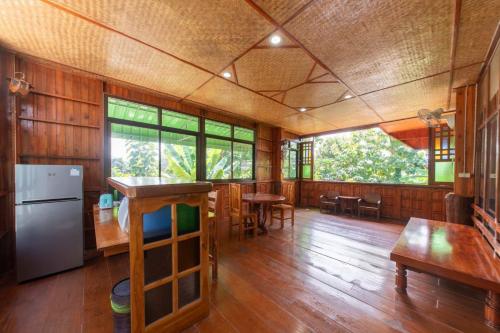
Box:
[143,205,172,243]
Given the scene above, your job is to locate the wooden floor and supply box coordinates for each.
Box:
[0,209,495,333]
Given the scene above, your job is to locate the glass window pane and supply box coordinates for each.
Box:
[435,161,454,182]
[108,97,158,125]
[111,123,159,177]
[442,137,448,149]
[290,150,297,179]
[161,132,197,181]
[290,142,298,150]
[233,142,253,179]
[162,110,199,132]
[282,149,290,179]
[205,120,231,137]
[303,165,311,178]
[434,138,440,150]
[234,126,254,142]
[206,138,231,179]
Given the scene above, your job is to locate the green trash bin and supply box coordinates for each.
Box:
[110,278,130,333]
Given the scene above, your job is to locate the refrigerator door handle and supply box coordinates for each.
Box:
[19,197,81,205]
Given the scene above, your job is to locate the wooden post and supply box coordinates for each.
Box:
[395,263,407,294]
[485,291,500,329]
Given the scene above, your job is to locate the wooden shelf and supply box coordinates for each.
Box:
[20,154,100,161]
[18,116,100,129]
[31,90,101,106]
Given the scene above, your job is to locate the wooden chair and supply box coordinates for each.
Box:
[208,190,222,281]
[229,183,258,240]
[358,192,382,220]
[319,191,340,214]
[271,181,295,228]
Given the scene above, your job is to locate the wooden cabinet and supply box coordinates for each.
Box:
[108,177,212,333]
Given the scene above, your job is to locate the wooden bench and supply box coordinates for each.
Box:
[93,205,129,257]
[390,217,500,329]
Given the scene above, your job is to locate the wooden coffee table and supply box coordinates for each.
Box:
[390,217,500,328]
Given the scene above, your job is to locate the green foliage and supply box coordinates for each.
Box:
[162,142,196,181]
[206,146,231,179]
[112,140,159,177]
[314,128,428,184]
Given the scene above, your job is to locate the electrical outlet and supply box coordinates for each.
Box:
[458,172,470,178]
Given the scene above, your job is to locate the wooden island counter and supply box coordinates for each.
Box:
[107,177,212,333]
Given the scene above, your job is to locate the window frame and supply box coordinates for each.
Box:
[104,95,256,183]
[281,141,298,180]
[429,124,455,186]
[202,119,256,182]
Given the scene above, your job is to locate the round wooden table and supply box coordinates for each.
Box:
[242,193,286,233]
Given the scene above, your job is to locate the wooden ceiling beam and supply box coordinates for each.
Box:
[447,0,463,110]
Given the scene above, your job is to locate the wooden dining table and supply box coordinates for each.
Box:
[242,193,286,233]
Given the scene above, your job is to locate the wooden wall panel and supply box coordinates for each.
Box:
[0,50,16,273]
[300,180,451,221]
[0,53,282,269]
[15,58,104,257]
[454,85,476,197]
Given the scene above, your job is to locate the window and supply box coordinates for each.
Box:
[300,140,313,179]
[111,123,159,177]
[282,141,298,179]
[204,120,255,180]
[107,98,256,181]
[107,97,199,180]
[431,124,455,183]
[313,128,428,184]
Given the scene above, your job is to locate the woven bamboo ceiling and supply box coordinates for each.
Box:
[1,0,499,135]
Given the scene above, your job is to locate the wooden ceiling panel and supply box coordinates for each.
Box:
[454,0,500,68]
[187,77,297,124]
[452,63,483,88]
[284,82,346,108]
[309,63,329,80]
[285,0,452,94]
[50,0,274,73]
[311,73,337,82]
[0,0,212,98]
[235,48,314,91]
[362,73,450,121]
[253,0,311,24]
[308,98,380,128]
[277,113,337,135]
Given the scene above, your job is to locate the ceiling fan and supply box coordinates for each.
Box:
[417,108,443,128]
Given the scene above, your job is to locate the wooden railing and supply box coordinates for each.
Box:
[472,204,500,257]
[299,180,452,221]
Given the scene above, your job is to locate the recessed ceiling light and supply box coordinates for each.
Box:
[299,107,307,112]
[344,94,353,99]
[270,35,282,45]
[222,72,232,78]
